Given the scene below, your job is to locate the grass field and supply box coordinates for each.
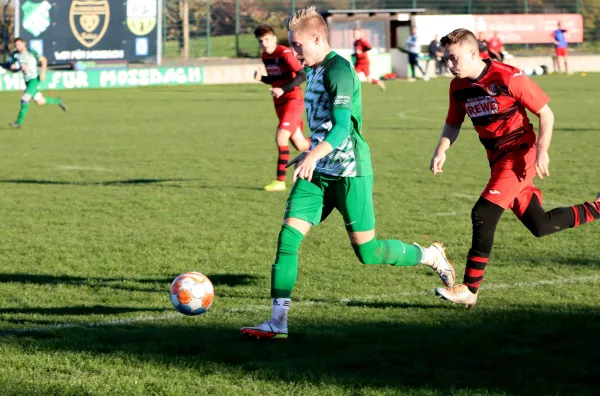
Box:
[0,74,599,395]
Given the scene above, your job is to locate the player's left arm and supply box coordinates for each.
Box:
[39,55,48,81]
[509,72,552,179]
[294,61,353,182]
[362,40,372,52]
[270,50,307,98]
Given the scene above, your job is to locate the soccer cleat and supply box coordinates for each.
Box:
[59,99,68,112]
[240,320,288,340]
[416,241,456,287]
[8,122,21,129]
[264,180,286,192]
[435,284,478,308]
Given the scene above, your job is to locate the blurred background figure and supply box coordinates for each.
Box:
[488,32,504,62]
[552,21,569,74]
[406,26,428,81]
[353,28,386,90]
[477,32,490,59]
[427,34,445,76]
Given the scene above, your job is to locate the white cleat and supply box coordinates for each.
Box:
[240,320,288,340]
[416,241,456,287]
[435,284,478,308]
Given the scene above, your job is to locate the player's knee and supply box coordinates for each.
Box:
[352,241,378,265]
[471,198,504,232]
[21,94,32,105]
[523,218,548,238]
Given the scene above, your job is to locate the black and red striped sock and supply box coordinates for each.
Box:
[464,254,489,294]
[570,200,600,228]
[277,146,290,182]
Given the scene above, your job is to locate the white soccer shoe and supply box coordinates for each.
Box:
[416,241,456,287]
[240,320,288,340]
[435,284,478,308]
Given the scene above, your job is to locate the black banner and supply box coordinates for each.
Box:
[16,0,160,65]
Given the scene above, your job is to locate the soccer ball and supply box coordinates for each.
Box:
[170,272,214,316]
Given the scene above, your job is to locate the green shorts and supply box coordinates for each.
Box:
[284,172,375,232]
[24,78,41,97]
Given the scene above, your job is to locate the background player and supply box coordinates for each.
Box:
[241,7,455,340]
[352,28,385,90]
[487,31,504,62]
[552,21,569,74]
[430,28,599,308]
[8,37,67,128]
[254,25,311,192]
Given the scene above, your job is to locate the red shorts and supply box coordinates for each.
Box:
[555,47,568,57]
[354,62,370,77]
[275,98,304,133]
[481,145,543,218]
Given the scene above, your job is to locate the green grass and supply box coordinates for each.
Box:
[164,34,260,58]
[0,75,599,395]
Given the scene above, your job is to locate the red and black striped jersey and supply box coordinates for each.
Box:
[262,45,304,103]
[446,59,549,164]
[353,38,371,64]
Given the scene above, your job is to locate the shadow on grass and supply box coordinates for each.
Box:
[0,273,262,293]
[1,304,598,395]
[0,178,196,187]
[0,178,263,191]
[0,306,169,316]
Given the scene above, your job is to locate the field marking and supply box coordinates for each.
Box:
[1,275,599,337]
[57,165,110,172]
[435,211,469,217]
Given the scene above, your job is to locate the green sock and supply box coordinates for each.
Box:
[271,224,304,299]
[16,102,30,125]
[46,97,61,105]
[353,238,422,266]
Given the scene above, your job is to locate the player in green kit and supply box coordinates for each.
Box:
[8,38,67,128]
[240,6,456,340]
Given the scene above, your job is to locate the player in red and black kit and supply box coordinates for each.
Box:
[254,25,310,192]
[430,28,599,307]
[352,28,386,90]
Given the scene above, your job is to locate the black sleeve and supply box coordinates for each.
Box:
[280,68,307,93]
[260,75,279,84]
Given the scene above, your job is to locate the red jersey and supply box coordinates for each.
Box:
[488,37,502,52]
[353,38,371,64]
[262,45,304,104]
[446,59,549,164]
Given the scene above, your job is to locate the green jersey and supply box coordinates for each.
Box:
[10,50,40,82]
[304,51,372,177]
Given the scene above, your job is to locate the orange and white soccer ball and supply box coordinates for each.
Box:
[170,272,214,316]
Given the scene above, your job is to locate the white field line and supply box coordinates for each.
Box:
[1,275,599,336]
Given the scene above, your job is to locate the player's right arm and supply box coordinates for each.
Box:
[9,52,19,71]
[430,85,465,175]
[293,59,353,182]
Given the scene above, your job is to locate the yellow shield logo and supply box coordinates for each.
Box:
[127,0,157,36]
[69,0,110,48]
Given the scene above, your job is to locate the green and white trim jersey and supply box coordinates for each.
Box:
[10,50,40,82]
[304,51,372,177]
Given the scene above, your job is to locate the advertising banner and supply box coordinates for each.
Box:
[0,67,204,92]
[415,14,583,46]
[15,0,162,65]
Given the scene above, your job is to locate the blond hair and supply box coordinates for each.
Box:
[440,28,478,48]
[285,6,328,39]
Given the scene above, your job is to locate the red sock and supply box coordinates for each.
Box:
[277,146,290,181]
[464,255,488,293]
